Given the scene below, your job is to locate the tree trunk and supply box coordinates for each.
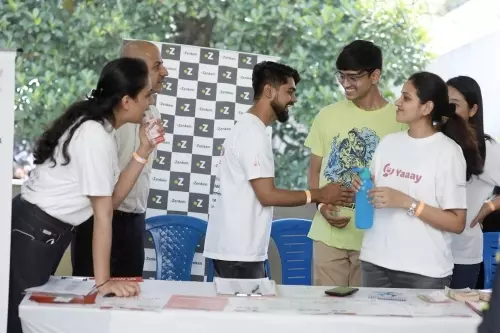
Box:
[173,15,216,47]
[62,0,75,13]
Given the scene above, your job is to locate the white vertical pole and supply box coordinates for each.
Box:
[0,49,16,333]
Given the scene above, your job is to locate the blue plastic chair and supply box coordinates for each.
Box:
[483,232,499,289]
[145,214,209,281]
[265,218,313,285]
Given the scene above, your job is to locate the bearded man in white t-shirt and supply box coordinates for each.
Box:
[203,61,355,279]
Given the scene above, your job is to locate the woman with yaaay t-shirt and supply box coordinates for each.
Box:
[353,71,483,289]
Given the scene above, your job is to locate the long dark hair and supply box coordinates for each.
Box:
[409,72,483,180]
[33,57,149,166]
[446,76,493,162]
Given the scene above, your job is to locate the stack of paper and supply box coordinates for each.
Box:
[25,276,96,297]
[479,289,492,302]
[418,291,451,303]
[445,287,480,302]
[24,276,98,304]
[213,277,277,296]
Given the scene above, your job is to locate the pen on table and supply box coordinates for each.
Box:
[234,292,262,297]
[465,301,483,316]
[234,285,262,297]
[60,276,89,281]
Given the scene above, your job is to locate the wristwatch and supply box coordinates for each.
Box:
[407,200,418,216]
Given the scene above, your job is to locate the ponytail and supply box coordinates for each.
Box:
[33,100,89,166]
[438,103,483,180]
[33,57,150,167]
[33,93,117,166]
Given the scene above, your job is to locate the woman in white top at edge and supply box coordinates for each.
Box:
[8,57,162,333]
[353,71,483,289]
[447,76,500,289]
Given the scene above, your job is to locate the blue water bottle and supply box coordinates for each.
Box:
[353,167,374,229]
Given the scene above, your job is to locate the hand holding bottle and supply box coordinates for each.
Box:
[318,183,354,206]
[141,109,165,146]
[138,115,165,157]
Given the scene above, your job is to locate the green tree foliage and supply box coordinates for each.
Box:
[1,0,431,188]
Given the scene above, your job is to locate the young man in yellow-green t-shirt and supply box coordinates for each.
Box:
[305,40,406,287]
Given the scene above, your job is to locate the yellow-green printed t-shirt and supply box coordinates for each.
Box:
[304,100,406,251]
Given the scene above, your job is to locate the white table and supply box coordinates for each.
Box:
[20,280,482,333]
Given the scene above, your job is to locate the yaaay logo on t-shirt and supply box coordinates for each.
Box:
[382,163,423,184]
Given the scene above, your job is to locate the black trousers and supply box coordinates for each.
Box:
[8,195,74,333]
[361,261,452,289]
[450,263,481,289]
[71,210,146,277]
[213,260,267,279]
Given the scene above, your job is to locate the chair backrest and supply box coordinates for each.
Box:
[267,218,313,285]
[483,232,499,289]
[145,214,207,281]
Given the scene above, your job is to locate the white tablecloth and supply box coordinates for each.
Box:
[20,280,482,333]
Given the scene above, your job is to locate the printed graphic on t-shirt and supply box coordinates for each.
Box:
[382,163,423,184]
[324,127,380,188]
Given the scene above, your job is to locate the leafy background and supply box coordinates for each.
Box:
[1,0,432,188]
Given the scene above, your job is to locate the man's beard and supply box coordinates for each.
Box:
[271,99,290,123]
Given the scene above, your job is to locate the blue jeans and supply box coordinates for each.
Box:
[450,263,481,289]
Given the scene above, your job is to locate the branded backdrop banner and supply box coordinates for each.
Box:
[123,40,278,280]
[0,49,16,333]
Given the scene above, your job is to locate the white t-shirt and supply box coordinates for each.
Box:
[203,113,274,262]
[360,131,467,278]
[114,105,159,214]
[452,139,500,265]
[22,119,120,226]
